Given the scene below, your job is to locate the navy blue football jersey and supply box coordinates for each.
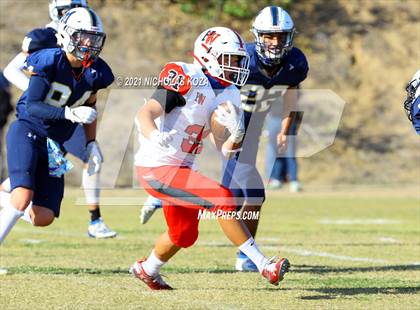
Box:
[412,97,420,134]
[16,48,114,143]
[22,27,58,54]
[236,43,308,165]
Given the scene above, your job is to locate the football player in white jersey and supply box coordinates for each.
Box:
[130,27,290,290]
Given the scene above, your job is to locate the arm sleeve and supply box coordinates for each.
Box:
[3,53,30,91]
[151,85,186,113]
[25,75,65,120]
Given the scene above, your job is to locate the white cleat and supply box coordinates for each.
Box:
[140,196,162,224]
[88,218,117,239]
[289,181,302,193]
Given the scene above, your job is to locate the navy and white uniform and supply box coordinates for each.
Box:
[222,43,308,206]
[22,25,91,162]
[411,97,420,134]
[6,48,114,216]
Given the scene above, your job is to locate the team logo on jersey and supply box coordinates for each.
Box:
[194,92,206,105]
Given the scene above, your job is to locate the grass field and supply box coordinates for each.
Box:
[1,187,419,309]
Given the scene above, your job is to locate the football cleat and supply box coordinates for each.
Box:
[87,218,117,239]
[267,179,282,190]
[130,258,172,290]
[235,252,258,272]
[289,181,301,193]
[262,257,290,286]
[140,196,162,224]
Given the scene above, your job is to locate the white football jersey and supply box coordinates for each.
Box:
[135,62,241,167]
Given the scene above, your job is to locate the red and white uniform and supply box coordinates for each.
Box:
[135,62,241,168]
[135,62,240,248]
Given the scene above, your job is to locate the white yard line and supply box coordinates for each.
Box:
[20,239,44,244]
[319,219,401,225]
[379,237,400,243]
[13,227,125,239]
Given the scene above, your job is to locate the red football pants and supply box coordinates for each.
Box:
[137,165,237,247]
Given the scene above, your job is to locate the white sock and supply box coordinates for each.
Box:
[1,178,11,192]
[0,205,24,244]
[82,169,100,205]
[0,191,33,225]
[141,249,166,276]
[0,191,11,208]
[238,237,269,273]
[21,203,34,224]
[145,195,161,207]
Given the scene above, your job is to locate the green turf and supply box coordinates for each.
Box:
[1,188,419,309]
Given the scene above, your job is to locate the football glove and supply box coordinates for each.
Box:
[214,101,245,143]
[64,106,97,124]
[85,140,103,176]
[149,129,177,148]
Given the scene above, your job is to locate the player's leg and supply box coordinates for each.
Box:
[226,162,266,272]
[0,122,60,243]
[265,114,283,189]
[285,136,301,192]
[139,195,162,224]
[137,166,289,286]
[63,125,116,238]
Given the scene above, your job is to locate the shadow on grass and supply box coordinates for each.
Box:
[301,286,420,300]
[293,264,420,274]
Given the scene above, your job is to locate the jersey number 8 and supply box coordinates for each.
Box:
[44,82,91,108]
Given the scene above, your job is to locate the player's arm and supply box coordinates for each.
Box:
[25,74,67,119]
[136,98,164,139]
[211,101,245,159]
[3,52,30,91]
[83,93,98,141]
[277,85,298,153]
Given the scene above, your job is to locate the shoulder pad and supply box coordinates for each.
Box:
[22,27,57,53]
[159,62,192,95]
[91,58,115,90]
[25,48,61,78]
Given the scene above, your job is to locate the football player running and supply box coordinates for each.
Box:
[0,8,114,244]
[404,69,420,134]
[1,0,117,239]
[131,27,290,290]
[225,6,309,272]
[139,7,308,273]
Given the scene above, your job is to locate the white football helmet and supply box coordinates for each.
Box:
[404,69,420,121]
[56,7,105,67]
[193,27,250,87]
[251,6,295,66]
[49,0,88,23]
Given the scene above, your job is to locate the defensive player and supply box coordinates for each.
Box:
[0,8,114,244]
[131,27,290,290]
[404,69,420,134]
[2,0,116,238]
[225,6,309,272]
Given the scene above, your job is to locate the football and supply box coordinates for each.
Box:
[210,102,243,152]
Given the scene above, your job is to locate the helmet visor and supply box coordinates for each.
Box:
[70,30,106,60]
